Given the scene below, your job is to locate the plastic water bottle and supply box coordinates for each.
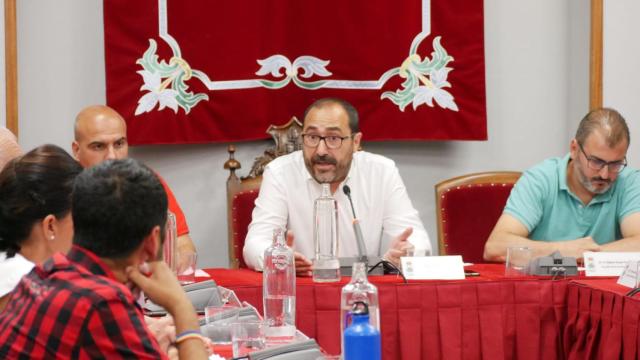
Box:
[263,228,296,342]
[163,211,177,274]
[312,183,340,282]
[340,262,379,354]
[343,301,381,360]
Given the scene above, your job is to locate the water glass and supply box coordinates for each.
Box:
[177,251,197,285]
[400,244,415,273]
[505,246,533,277]
[403,244,415,258]
[232,320,266,357]
[203,305,238,345]
[163,212,177,273]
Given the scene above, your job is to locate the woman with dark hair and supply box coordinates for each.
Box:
[0,144,82,310]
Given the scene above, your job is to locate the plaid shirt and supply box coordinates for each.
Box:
[0,246,168,359]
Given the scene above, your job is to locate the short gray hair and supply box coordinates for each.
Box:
[575,108,629,148]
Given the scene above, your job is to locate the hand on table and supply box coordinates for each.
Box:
[558,236,601,261]
[144,315,175,354]
[285,231,313,277]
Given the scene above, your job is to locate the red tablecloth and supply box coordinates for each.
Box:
[205,265,590,359]
[564,280,640,359]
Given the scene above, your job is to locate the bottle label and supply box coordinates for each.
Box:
[272,254,289,270]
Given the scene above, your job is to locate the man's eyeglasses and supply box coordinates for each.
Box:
[578,143,627,173]
[301,134,353,149]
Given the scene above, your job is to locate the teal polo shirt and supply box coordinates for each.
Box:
[504,154,640,244]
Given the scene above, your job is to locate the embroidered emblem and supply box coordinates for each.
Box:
[134,0,458,114]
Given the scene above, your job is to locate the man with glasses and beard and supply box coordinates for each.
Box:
[484,108,640,262]
[243,98,430,275]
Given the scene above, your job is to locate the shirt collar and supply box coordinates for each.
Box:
[50,245,118,280]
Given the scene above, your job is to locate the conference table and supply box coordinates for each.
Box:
[203,265,640,360]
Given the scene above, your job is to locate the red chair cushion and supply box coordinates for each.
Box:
[231,190,259,268]
[440,184,514,263]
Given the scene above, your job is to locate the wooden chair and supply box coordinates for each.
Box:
[435,171,522,263]
[223,117,303,268]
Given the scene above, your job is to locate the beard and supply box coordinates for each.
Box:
[304,153,351,184]
[575,162,612,194]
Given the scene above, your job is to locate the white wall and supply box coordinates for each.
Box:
[16,0,590,268]
[603,0,640,165]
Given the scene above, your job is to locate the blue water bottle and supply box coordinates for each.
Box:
[343,301,381,360]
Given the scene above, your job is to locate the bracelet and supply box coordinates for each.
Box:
[175,330,205,345]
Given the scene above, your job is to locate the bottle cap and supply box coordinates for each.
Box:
[351,301,369,316]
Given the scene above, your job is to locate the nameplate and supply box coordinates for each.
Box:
[584,252,640,277]
[401,255,465,280]
[617,261,640,288]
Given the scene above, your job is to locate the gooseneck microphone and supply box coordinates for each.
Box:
[340,185,406,280]
[343,185,369,263]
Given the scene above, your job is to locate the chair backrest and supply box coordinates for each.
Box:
[435,171,521,263]
[224,117,303,268]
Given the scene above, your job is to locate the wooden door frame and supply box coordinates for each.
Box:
[590,0,603,110]
[5,0,17,137]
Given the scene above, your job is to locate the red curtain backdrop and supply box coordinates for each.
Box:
[104,0,486,145]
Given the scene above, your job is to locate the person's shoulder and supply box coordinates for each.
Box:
[523,156,564,179]
[529,156,563,171]
[264,151,303,173]
[616,167,640,188]
[354,151,396,169]
[0,253,34,297]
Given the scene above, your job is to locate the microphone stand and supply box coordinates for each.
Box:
[339,185,406,281]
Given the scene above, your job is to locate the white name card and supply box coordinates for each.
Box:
[617,261,640,288]
[584,252,640,277]
[401,255,465,280]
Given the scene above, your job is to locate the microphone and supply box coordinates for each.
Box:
[343,185,368,263]
[339,185,384,276]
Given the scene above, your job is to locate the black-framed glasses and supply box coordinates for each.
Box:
[578,143,627,173]
[301,134,353,149]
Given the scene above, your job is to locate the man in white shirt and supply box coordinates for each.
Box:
[243,98,430,275]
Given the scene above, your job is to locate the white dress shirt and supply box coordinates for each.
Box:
[243,150,431,270]
[0,252,34,297]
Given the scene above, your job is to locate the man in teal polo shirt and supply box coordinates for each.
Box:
[484,108,640,262]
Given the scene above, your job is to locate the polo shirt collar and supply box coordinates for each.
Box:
[559,153,615,204]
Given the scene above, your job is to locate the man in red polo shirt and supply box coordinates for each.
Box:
[0,159,207,359]
[71,105,197,261]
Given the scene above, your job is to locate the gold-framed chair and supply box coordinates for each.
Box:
[223,117,303,268]
[435,171,521,263]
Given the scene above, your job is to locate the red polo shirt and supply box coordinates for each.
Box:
[157,175,190,236]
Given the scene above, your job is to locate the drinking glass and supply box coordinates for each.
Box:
[203,305,238,345]
[505,246,532,277]
[232,320,266,357]
[177,251,197,285]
